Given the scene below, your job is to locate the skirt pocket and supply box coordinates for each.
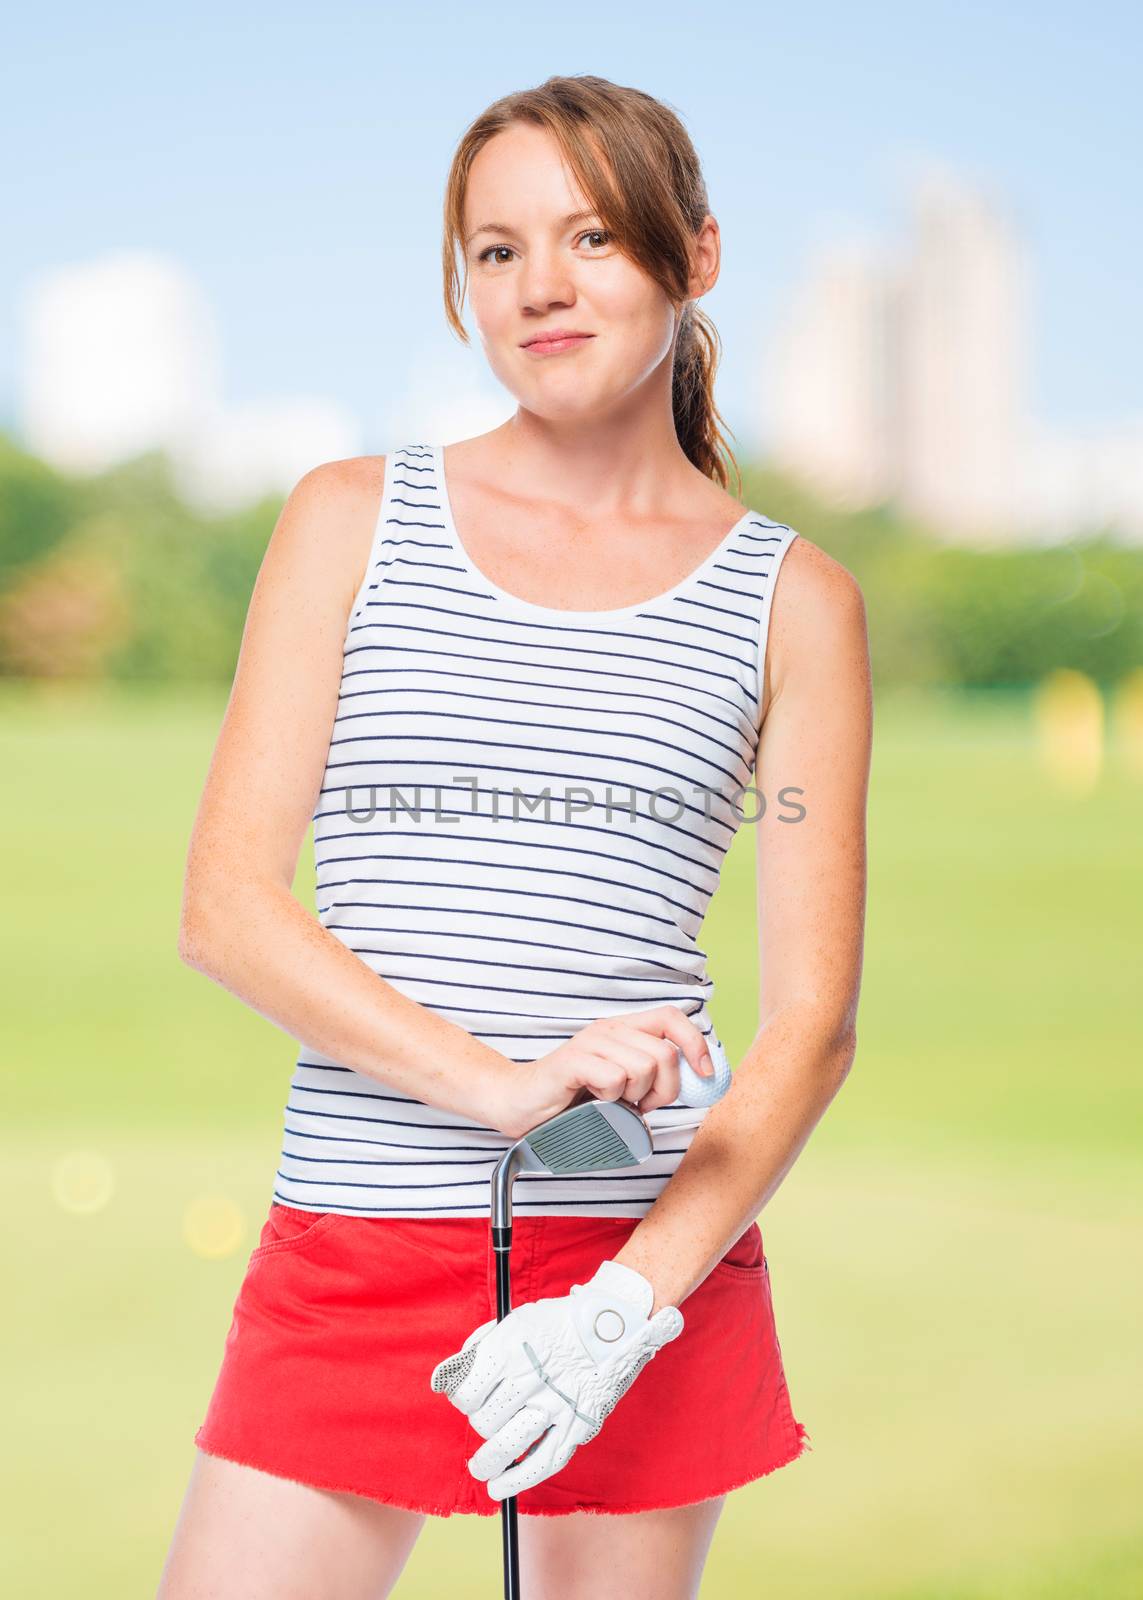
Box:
[710,1219,767,1280]
[249,1203,348,1260]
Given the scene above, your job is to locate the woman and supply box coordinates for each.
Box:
[159,74,870,1600]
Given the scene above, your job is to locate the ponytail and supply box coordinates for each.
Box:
[672,301,741,496]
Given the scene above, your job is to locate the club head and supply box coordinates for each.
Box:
[492,1094,653,1230]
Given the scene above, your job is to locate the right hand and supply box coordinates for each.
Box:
[484,1007,716,1141]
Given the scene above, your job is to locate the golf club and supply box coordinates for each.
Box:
[490,1090,655,1600]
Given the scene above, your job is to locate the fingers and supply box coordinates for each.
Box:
[596,1027,682,1114]
[584,1009,713,1111]
[513,1006,714,1133]
[579,1027,674,1108]
[432,1321,507,1413]
[485,1432,574,1500]
[622,1005,714,1085]
[468,1404,553,1485]
[617,1027,695,1114]
[428,1317,498,1398]
[467,1355,546,1439]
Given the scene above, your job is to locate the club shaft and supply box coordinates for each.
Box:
[500,1495,520,1600]
[493,1218,521,1596]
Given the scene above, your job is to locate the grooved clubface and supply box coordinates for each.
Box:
[526,1106,643,1172]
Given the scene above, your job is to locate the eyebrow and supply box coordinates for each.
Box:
[464,208,602,246]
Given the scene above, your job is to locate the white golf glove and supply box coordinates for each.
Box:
[429,1259,684,1499]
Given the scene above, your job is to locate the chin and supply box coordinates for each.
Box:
[523,393,614,425]
[519,369,624,411]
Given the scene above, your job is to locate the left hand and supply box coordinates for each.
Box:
[429,1259,684,1499]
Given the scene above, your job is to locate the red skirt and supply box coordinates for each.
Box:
[194,1202,812,1517]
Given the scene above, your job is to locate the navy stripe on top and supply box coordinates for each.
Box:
[274,443,800,1217]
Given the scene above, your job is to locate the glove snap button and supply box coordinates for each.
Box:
[594,1309,626,1342]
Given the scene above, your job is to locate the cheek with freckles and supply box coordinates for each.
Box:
[470,272,678,411]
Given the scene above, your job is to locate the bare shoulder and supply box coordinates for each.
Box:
[287,453,385,517]
[754,532,869,726]
[270,454,387,610]
[768,532,869,689]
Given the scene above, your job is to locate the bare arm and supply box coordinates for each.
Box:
[614,536,872,1309]
[177,456,513,1128]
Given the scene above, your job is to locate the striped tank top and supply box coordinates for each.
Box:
[273,442,800,1218]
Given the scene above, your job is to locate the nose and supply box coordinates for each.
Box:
[517,245,575,316]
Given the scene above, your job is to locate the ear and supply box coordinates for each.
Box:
[687,213,721,300]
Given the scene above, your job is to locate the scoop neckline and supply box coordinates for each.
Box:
[433,443,755,625]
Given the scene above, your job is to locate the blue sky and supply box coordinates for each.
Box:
[4,0,1139,457]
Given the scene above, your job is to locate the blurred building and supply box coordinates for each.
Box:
[896,173,1031,535]
[769,167,1143,544]
[770,239,902,511]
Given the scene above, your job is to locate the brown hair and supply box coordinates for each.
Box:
[441,73,742,497]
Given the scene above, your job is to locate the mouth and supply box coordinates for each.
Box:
[520,331,595,356]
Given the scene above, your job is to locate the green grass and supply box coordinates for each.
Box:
[2,680,1141,1597]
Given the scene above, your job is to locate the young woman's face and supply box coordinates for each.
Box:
[461,122,683,422]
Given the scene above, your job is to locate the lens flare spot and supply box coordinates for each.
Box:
[1033,669,1103,794]
[52,1150,114,1213]
[184,1193,247,1260]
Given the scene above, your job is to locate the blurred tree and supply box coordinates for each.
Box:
[0,433,1139,690]
[0,435,80,582]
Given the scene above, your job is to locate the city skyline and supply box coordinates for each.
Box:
[5,5,1139,540]
[770,165,1143,542]
[16,154,1142,545]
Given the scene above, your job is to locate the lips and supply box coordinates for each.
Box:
[522,329,590,346]
[521,330,593,350]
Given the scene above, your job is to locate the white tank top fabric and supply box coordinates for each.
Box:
[273,443,800,1218]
